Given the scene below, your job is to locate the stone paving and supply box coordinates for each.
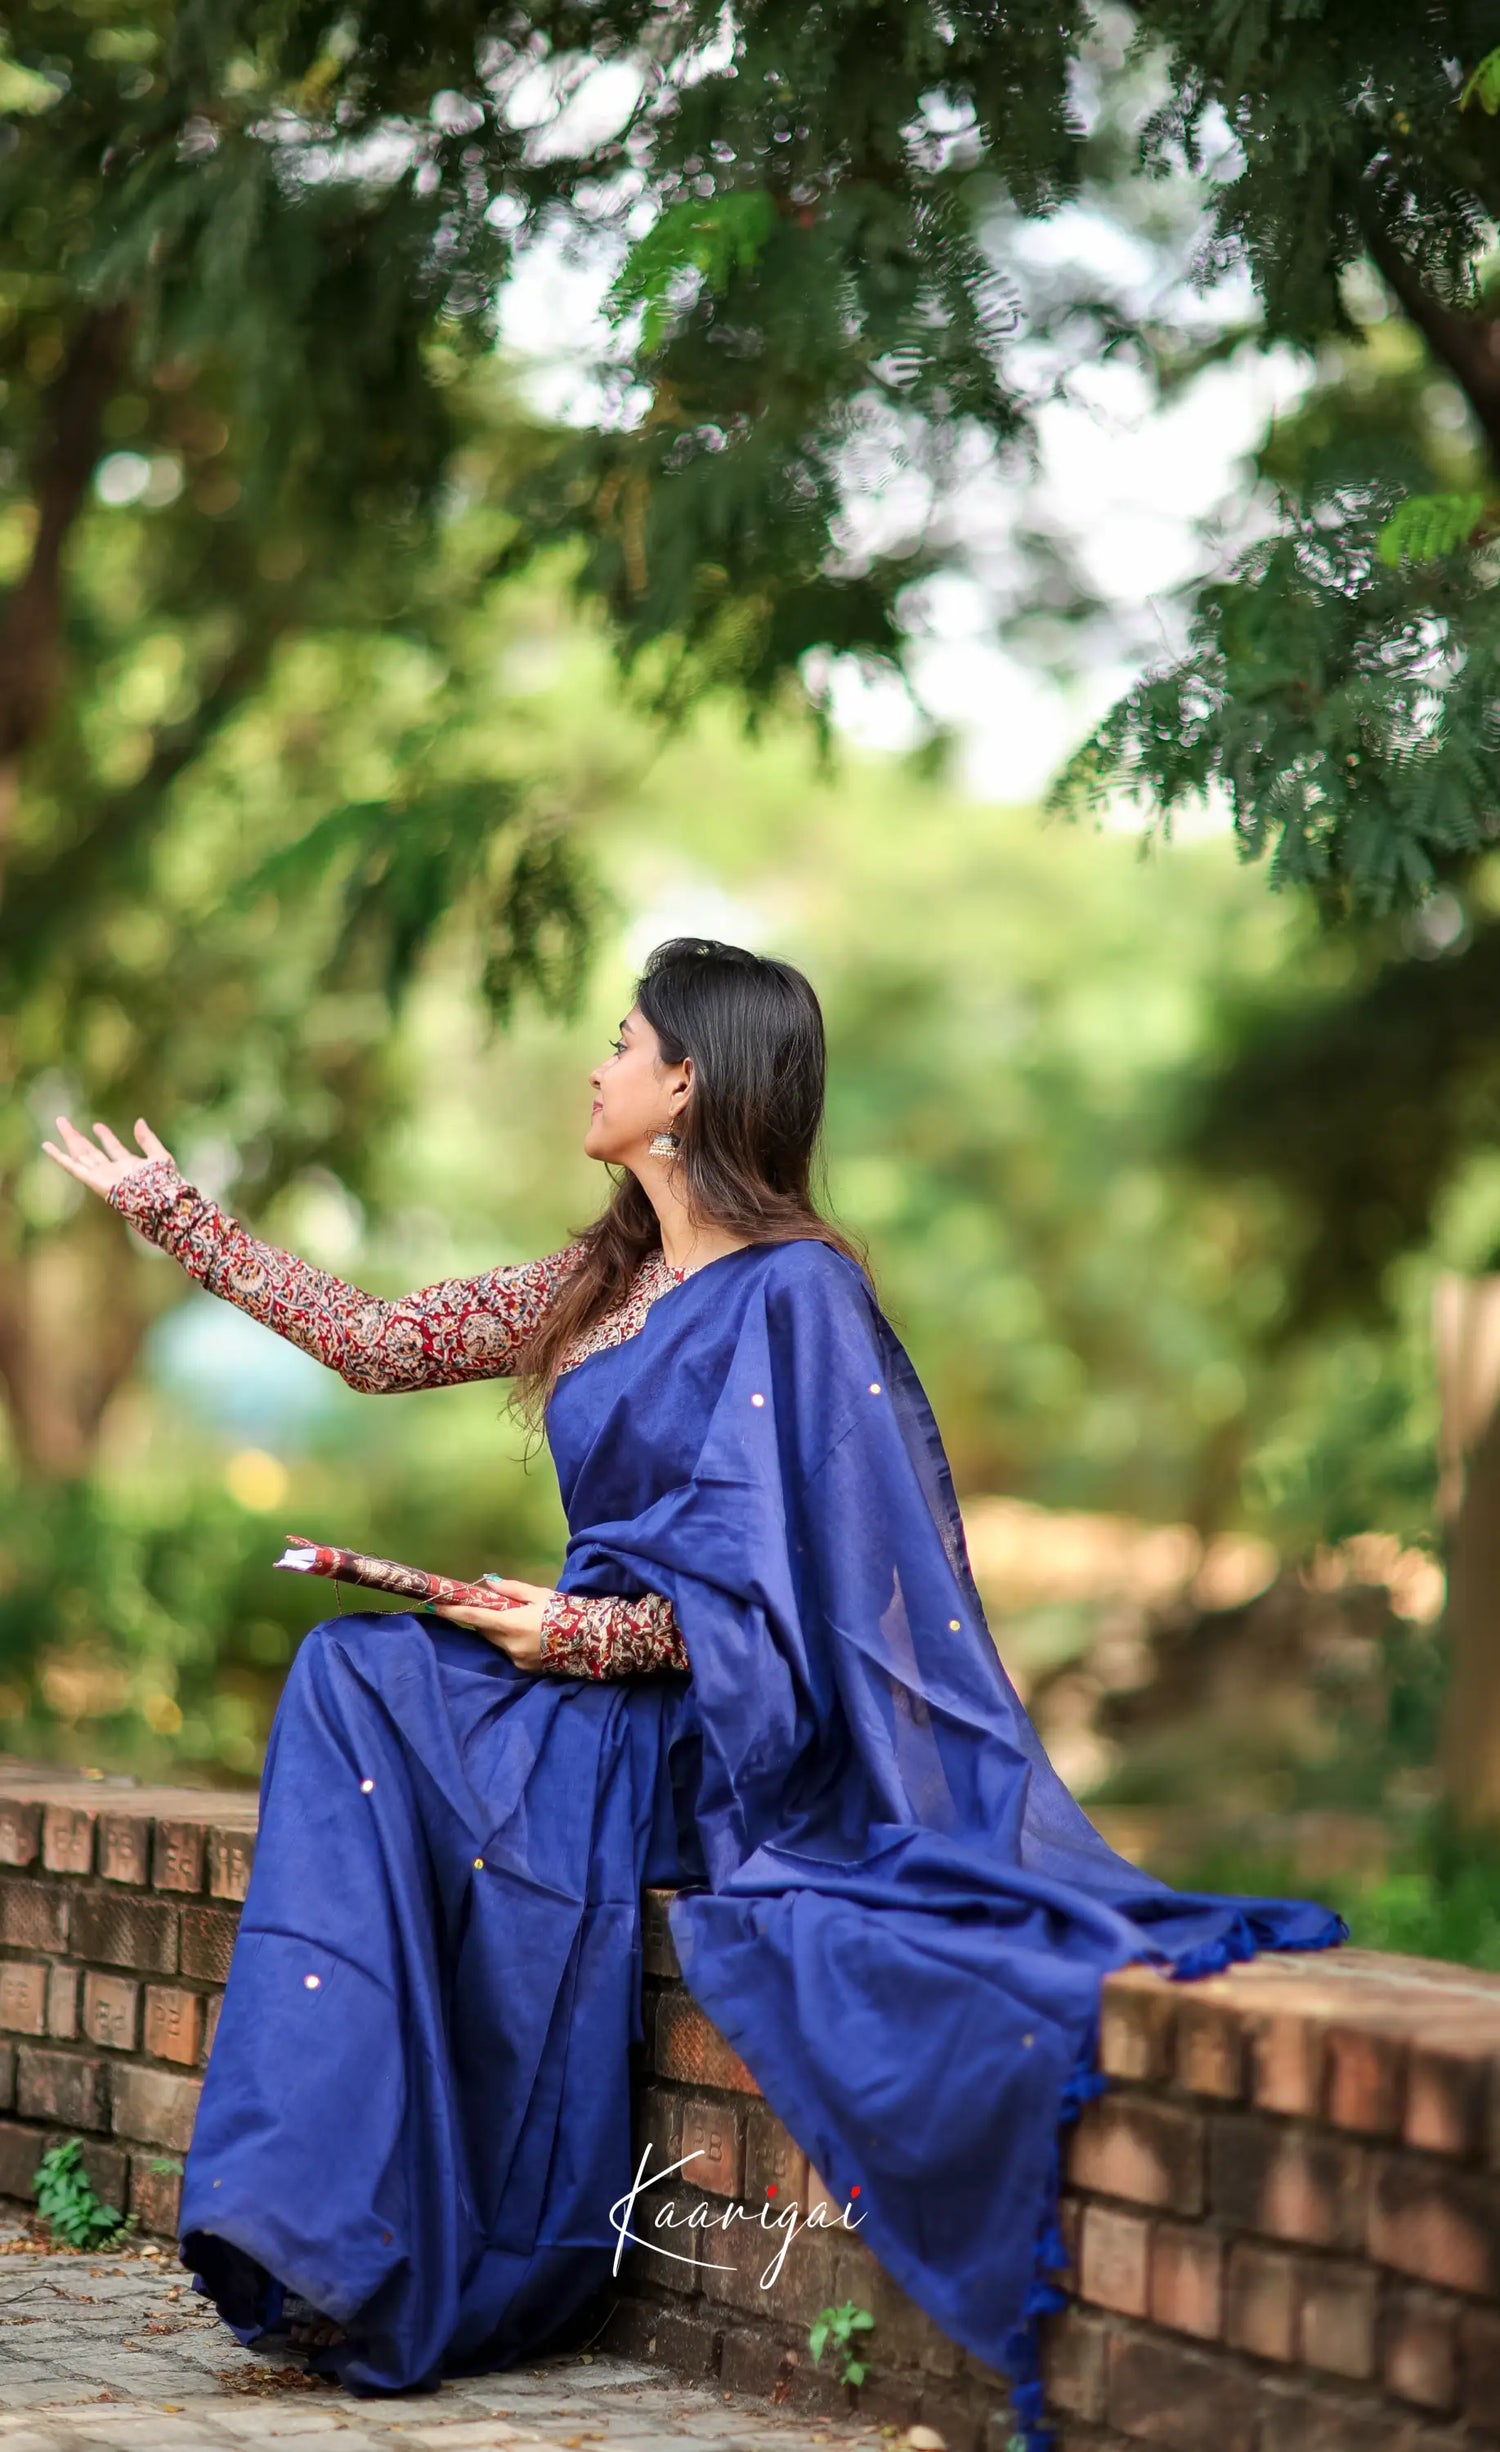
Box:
[0,2231,897,2452]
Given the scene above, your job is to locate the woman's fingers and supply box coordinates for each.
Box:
[54,1116,103,1164]
[41,1113,175,1199]
[40,1140,95,1188]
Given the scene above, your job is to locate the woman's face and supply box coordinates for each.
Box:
[585,1005,689,1167]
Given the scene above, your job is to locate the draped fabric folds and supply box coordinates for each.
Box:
[180,1241,1345,2445]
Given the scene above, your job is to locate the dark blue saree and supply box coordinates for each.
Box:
[180,1241,1345,2447]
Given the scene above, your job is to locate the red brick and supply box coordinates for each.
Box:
[1208,2113,1366,2250]
[82,1972,140,2053]
[1248,2005,1327,2116]
[99,1812,151,1886]
[45,1965,78,2040]
[207,1825,255,1903]
[1325,2019,1406,2136]
[41,1803,96,1876]
[676,2096,743,2199]
[1105,2332,1256,2452]
[1065,2094,1204,2214]
[76,2136,127,2212]
[203,1993,221,2062]
[632,2077,681,2178]
[16,2045,107,2131]
[0,2117,43,2198]
[152,1819,205,1894]
[1257,2375,1423,2452]
[0,2038,15,2108]
[128,2149,182,2237]
[819,2227,930,2355]
[640,1887,680,1978]
[1296,2258,1376,2379]
[71,1890,178,1974]
[1039,2307,1109,2420]
[1403,2022,1498,2159]
[609,2298,721,2379]
[695,2194,784,2318]
[110,2063,201,2153]
[743,2104,807,2212]
[0,1878,68,1953]
[1077,2204,1151,2317]
[1382,2284,1458,2411]
[1149,2220,1222,2340]
[1175,1996,1244,2099]
[1098,1974,1176,2081]
[0,1963,47,2036]
[1224,2239,1297,2360]
[1369,2150,1500,2297]
[1460,2304,1500,2428]
[143,1985,204,2068]
[625,2177,702,2298]
[653,1991,758,2093]
[180,1905,238,1984]
[0,1800,41,1867]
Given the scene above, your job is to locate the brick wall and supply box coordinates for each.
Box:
[2,1768,1498,2450]
[0,1768,253,2239]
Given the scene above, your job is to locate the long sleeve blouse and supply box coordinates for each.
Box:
[106,1157,691,1681]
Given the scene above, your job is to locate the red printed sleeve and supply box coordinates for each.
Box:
[536,1588,691,1679]
[107,1155,585,1393]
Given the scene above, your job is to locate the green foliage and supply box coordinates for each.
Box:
[1376,491,1488,567]
[1459,47,1500,113]
[607,192,778,354]
[34,2138,135,2250]
[1172,909,1500,1326]
[1166,1815,1500,1975]
[1050,495,1500,916]
[808,2298,874,2388]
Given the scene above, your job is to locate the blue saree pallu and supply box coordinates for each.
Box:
[181,1242,1346,2444]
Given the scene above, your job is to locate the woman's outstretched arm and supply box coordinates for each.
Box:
[106,1153,585,1393]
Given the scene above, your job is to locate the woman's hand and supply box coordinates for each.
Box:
[41,1115,177,1201]
[428,1576,553,1672]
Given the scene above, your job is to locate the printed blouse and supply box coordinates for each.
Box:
[106,1157,691,1681]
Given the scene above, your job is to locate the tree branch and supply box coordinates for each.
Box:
[1360,213,1500,469]
[0,615,288,964]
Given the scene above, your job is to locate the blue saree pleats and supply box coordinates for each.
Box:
[180,1611,698,2393]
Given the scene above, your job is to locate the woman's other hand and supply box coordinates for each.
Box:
[428,1576,552,1671]
[41,1115,177,1201]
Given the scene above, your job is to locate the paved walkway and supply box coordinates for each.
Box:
[0,2233,895,2452]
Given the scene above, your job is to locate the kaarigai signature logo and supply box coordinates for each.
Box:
[609,2147,867,2291]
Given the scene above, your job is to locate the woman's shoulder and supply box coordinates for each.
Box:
[753,1234,877,1313]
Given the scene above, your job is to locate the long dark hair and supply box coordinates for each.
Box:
[510,937,870,1434]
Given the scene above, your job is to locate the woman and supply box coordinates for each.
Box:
[42,937,1346,2448]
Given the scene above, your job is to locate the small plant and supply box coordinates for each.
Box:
[33,2137,136,2250]
[808,2298,875,2387]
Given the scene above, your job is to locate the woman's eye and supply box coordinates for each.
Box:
[610,1038,625,1055]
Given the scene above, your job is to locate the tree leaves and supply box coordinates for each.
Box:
[1376,491,1488,567]
[607,191,779,354]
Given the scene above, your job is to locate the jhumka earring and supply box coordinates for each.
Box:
[648,1128,681,1157]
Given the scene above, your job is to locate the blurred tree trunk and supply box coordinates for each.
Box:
[1434,1273,1500,1833]
[0,1201,150,1479]
[0,306,131,888]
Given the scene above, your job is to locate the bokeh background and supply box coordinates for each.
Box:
[6,5,1500,1969]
